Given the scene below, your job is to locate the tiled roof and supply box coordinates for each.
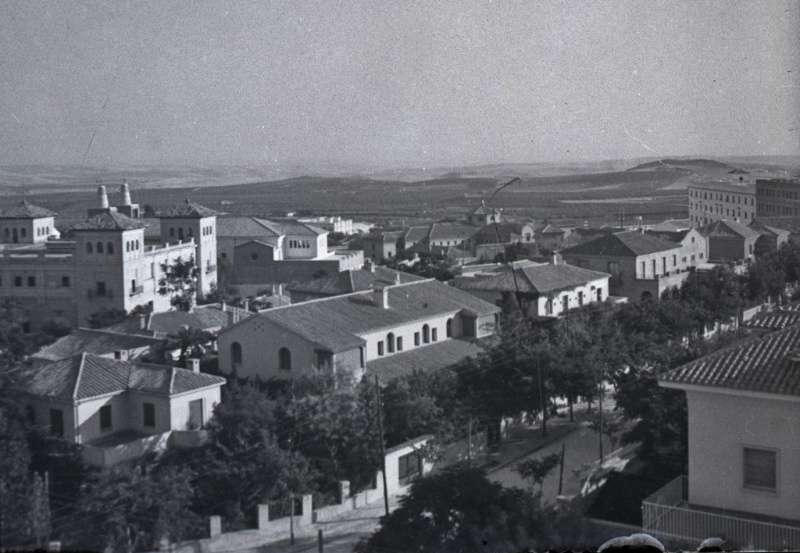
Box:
[469,202,495,216]
[455,263,609,295]
[366,339,483,385]
[364,231,403,243]
[743,309,800,331]
[538,224,565,235]
[288,267,425,297]
[472,223,526,241]
[561,230,679,257]
[749,219,790,238]
[158,200,218,218]
[649,219,691,232]
[644,229,691,244]
[100,305,249,336]
[429,223,478,242]
[26,353,225,400]
[140,218,163,238]
[234,280,501,353]
[659,325,800,397]
[0,201,57,219]
[217,217,281,238]
[270,219,327,236]
[700,219,760,240]
[71,211,145,231]
[403,226,429,244]
[32,329,165,362]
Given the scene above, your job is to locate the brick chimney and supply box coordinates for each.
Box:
[186,358,200,373]
[373,286,389,309]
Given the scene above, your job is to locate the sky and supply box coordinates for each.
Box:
[0,1,798,169]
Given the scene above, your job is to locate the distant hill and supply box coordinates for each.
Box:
[626,158,739,173]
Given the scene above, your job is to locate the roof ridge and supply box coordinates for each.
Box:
[73,352,87,400]
[169,367,176,395]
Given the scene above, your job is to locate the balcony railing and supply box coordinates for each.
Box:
[642,476,800,550]
[130,285,144,296]
[87,289,113,299]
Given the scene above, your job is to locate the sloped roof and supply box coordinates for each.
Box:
[230,279,500,353]
[561,230,679,257]
[100,305,249,336]
[32,329,165,362]
[366,339,483,385]
[71,211,145,232]
[644,229,692,244]
[537,223,565,235]
[403,226,429,243]
[748,219,791,238]
[743,310,800,331]
[700,219,760,240]
[0,201,57,219]
[455,263,610,295]
[26,353,225,401]
[271,219,327,236]
[140,218,163,239]
[217,217,282,238]
[429,223,478,242]
[472,222,527,241]
[649,219,691,232]
[469,201,495,216]
[288,267,424,297]
[660,324,800,397]
[158,200,218,218]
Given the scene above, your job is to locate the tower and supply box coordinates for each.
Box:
[115,182,140,218]
[158,200,218,297]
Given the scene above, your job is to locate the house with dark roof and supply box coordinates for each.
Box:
[99,303,251,339]
[465,222,535,260]
[698,219,760,261]
[643,325,800,550]
[31,328,168,366]
[560,230,698,301]
[748,218,790,255]
[0,201,57,245]
[466,200,501,226]
[453,261,610,317]
[287,262,425,302]
[535,223,567,250]
[362,230,403,261]
[24,353,225,466]
[217,279,500,384]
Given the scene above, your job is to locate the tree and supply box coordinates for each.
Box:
[165,327,214,366]
[66,463,199,552]
[86,307,129,329]
[158,256,198,312]
[515,453,561,494]
[356,467,592,553]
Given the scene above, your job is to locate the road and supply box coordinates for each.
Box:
[490,422,615,500]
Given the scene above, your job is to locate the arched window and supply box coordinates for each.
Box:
[169,227,175,237]
[187,227,193,237]
[178,228,184,240]
[20,228,26,238]
[126,241,130,252]
[107,242,114,254]
[231,342,243,365]
[446,318,453,338]
[387,333,395,353]
[422,324,430,344]
[135,240,139,250]
[96,242,104,254]
[279,348,291,371]
[86,242,93,253]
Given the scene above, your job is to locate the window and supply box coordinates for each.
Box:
[169,227,175,237]
[596,288,603,302]
[20,228,26,238]
[126,241,130,252]
[279,347,291,371]
[396,336,403,351]
[422,324,430,344]
[27,276,35,287]
[387,333,395,353]
[446,318,453,338]
[578,291,584,306]
[231,342,243,365]
[62,276,70,287]
[26,405,36,424]
[49,409,64,437]
[96,241,103,254]
[86,242,93,254]
[100,405,112,430]
[414,332,420,346]
[431,328,438,342]
[398,452,421,486]
[377,341,384,356]
[672,255,677,266]
[107,242,114,254]
[743,447,777,491]
[188,399,204,429]
[14,276,21,287]
[143,403,155,427]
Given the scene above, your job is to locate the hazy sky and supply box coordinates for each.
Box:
[1,1,798,168]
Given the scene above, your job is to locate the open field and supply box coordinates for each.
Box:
[1,157,797,229]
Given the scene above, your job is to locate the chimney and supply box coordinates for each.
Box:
[120,182,132,206]
[98,185,109,209]
[364,259,374,273]
[395,272,401,285]
[114,350,129,361]
[551,251,559,266]
[373,286,389,309]
[186,358,200,373]
[243,299,250,312]
[138,313,147,330]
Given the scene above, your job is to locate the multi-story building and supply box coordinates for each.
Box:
[0,186,216,331]
[465,222,535,259]
[699,219,760,262]
[755,178,800,218]
[560,230,705,301]
[297,216,355,235]
[0,201,57,244]
[688,181,756,227]
[217,279,500,384]
[287,261,424,303]
[644,324,800,550]
[466,201,501,226]
[158,200,219,296]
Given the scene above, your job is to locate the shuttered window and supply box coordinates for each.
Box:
[743,447,777,491]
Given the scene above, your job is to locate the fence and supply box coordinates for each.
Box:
[643,476,800,551]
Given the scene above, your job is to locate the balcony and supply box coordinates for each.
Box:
[129,285,144,296]
[87,289,113,300]
[642,476,800,550]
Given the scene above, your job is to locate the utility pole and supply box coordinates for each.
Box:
[537,359,546,437]
[467,418,472,469]
[598,365,604,464]
[375,375,390,516]
[289,493,295,545]
[558,442,565,496]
